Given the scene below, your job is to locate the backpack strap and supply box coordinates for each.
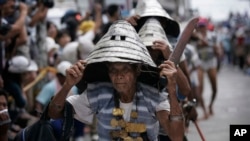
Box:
[61,101,74,140]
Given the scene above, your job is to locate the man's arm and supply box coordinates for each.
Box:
[157,60,185,141]
[28,4,48,27]
[93,3,102,34]
[0,2,28,40]
[156,89,185,141]
[15,25,28,47]
[48,60,86,119]
[176,67,191,97]
[152,40,191,97]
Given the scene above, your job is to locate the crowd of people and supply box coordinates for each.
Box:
[0,0,250,141]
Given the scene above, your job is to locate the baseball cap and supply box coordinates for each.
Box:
[8,56,38,73]
[56,61,72,76]
[79,20,95,34]
[197,17,208,27]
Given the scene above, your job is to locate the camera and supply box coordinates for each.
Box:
[22,0,54,8]
[38,0,54,8]
[0,19,11,36]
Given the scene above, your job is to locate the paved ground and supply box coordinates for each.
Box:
[186,65,250,141]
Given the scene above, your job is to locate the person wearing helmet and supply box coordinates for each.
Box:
[48,20,184,141]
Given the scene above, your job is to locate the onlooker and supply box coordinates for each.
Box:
[2,55,38,121]
[0,89,11,141]
[35,61,77,112]
[54,29,71,64]
[45,36,59,66]
[35,61,84,141]
[193,17,219,116]
[78,21,95,59]
[101,4,120,36]
[46,21,58,40]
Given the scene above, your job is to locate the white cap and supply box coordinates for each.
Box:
[78,31,95,60]
[56,61,72,76]
[46,37,59,52]
[8,56,38,73]
[61,41,79,64]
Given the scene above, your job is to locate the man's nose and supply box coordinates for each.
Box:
[117,73,124,79]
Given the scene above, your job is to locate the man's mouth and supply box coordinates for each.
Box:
[115,83,126,85]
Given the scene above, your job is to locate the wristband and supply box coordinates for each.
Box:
[169,114,184,121]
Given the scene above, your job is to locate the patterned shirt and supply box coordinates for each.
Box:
[67,82,170,141]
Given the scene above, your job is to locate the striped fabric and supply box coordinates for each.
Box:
[87,82,168,141]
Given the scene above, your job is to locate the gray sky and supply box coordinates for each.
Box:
[190,0,250,21]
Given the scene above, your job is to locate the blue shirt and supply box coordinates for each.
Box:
[36,79,78,106]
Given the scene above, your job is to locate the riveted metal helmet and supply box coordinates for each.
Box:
[134,0,180,38]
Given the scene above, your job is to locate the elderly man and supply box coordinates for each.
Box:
[48,20,184,141]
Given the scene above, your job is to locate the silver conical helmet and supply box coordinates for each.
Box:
[79,20,160,88]
[138,18,171,47]
[134,0,180,38]
[85,20,155,67]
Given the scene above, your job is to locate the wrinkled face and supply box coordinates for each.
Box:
[0,95,7,111]
[108,63,138,95]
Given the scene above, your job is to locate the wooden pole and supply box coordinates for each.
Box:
[193,121,206,141]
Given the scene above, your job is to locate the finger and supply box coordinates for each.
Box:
[76,61,85,72]
[134,15,140,21]
[153,40,165,45]
[132,15,141,24]
[160,60,172,66]
[159,68,174,77]
[130,18,137,26]
[159,68,167,77]
[126,17,135,25]
[68,67,78,78]
[79,60,87,66]
[164,60,175,66]
[71,65,82,77]
[152,44,163,49]
[158,63,172,69]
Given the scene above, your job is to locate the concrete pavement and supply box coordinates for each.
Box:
[186,65,250,141]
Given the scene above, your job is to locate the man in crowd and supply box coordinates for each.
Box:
[48,20,185,141]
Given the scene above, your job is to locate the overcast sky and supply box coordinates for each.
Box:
[190,0,250,21]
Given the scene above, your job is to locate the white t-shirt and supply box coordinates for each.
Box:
[120,101,133,121]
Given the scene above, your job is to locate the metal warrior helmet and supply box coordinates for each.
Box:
[134,0,180,38]
[138,17,171,47]
[76,20,161,90]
